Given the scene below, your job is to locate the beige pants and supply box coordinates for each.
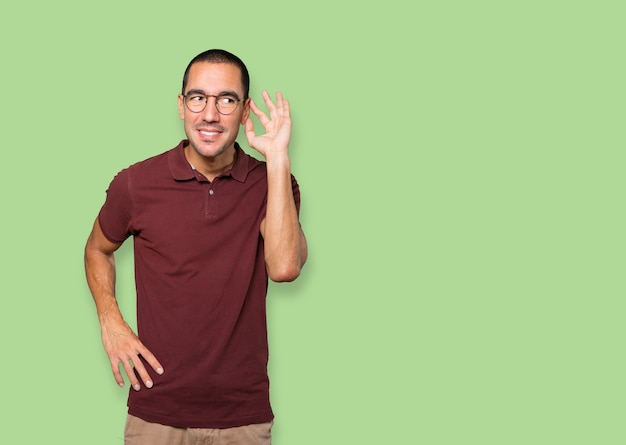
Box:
[124,414,272,445]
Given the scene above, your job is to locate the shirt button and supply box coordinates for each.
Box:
[209,189,214,195]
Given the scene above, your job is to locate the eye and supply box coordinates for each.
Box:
[218,95,236,105]
[188,94,206,102]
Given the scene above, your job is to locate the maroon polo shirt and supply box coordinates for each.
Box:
[98,140,301,428]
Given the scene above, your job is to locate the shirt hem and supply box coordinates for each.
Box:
[127,406,274,429]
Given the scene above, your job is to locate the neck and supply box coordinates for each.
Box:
[184,144,237,181]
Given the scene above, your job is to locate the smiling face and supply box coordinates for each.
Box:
[178,62,250,163]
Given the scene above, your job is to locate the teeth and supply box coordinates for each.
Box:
[200,131,219,136]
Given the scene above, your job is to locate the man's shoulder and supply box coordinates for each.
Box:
[113,142,187,184]
[126,144,179,173]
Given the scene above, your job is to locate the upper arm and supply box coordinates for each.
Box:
[260,219,308,268]
[299,229,308,265]
[85,218,123,257]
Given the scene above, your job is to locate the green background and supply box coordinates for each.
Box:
[1,1,624,443]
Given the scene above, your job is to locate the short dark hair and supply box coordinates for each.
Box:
[181,49,250,99]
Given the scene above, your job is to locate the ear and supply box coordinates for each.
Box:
[177,94,185,120]
[239,98,251,125]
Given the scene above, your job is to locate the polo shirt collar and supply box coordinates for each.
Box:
[168,140,250,183]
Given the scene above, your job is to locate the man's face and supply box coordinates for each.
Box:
[178,62,250,160]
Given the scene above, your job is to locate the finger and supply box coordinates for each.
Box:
[120,358,143,391]
[111,359,126,387]
[249,99,270,126]
[273,92,290,123]
[263,90,284,122]
[274,91,283,110]
[130,355,154,389]
[137,347,164,378]
[261,90,276,112]
[244,117,255,139]
[281,97,291,119]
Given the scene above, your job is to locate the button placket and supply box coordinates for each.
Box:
[205,184,218,221]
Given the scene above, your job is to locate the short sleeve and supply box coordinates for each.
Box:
[291,174,301,215]
[97,168,134,244]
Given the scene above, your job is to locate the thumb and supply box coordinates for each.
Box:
[244,118,256,145]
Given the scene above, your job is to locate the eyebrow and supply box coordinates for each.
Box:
[185,89,241,99]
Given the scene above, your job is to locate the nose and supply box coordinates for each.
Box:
[201,96,220,122]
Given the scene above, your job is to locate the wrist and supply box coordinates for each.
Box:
[264,151,291,169]
[97,299,123,324]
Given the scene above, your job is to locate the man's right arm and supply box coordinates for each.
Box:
[84,218,163,391]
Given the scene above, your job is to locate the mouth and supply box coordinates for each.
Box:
[196,127,224,140]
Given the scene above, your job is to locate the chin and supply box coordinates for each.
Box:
[195,145,227,159]
[187,131,237,159]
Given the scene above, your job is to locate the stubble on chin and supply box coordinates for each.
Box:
[186,136,233,162]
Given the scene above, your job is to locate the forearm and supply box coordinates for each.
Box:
[84,219,163,388]
[263,154,306,282]
[84,244,124,325]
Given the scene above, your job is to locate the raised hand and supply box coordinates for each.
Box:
[244,90,292,159]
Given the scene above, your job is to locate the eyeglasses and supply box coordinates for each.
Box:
[183,93,245,115]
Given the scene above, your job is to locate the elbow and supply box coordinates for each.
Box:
[266,240,307,282]
[268,262,303,283]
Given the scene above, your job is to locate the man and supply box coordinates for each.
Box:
[84,49,307,444]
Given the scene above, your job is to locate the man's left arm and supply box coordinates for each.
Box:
[245,90,308,282]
